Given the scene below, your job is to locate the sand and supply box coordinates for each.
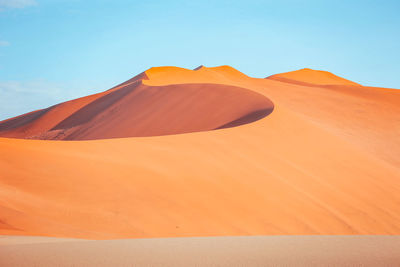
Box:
[266,68,361,86]
[0,66,399,239]
[1,235,399,266]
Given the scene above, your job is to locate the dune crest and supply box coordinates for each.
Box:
[143,65,250,86]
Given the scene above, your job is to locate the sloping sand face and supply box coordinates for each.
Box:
[0,66,399,239]
[1,236,399,267]
[0,82,273,140]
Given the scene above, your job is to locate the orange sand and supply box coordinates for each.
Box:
[0,66,399,238]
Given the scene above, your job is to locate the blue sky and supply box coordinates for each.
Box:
[0,0,399,120]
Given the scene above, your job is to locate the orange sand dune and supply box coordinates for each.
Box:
[0,66,400,239]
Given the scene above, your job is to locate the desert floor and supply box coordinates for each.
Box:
[1,235,400,267]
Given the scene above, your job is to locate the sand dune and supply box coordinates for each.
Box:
[1,236,399,267]
[0,66,399,239]
[266,68,361,86]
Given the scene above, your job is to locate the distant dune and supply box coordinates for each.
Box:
[266,68,361,86]
[0,65,399,239]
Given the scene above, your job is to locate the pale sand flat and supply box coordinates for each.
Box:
[0,235,82,245]
[0,235,399,267]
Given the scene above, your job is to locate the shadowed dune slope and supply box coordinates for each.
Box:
[0,66,400,239]
[0,79,274,140]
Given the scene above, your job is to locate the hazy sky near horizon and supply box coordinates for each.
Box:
[0,0,399,120]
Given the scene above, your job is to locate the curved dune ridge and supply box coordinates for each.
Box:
[0,67,274,140]
[0,65,400,239]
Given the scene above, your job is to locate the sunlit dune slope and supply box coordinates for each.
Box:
[0,66,399,239]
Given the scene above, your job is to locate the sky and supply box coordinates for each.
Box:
[0,0,399,120]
